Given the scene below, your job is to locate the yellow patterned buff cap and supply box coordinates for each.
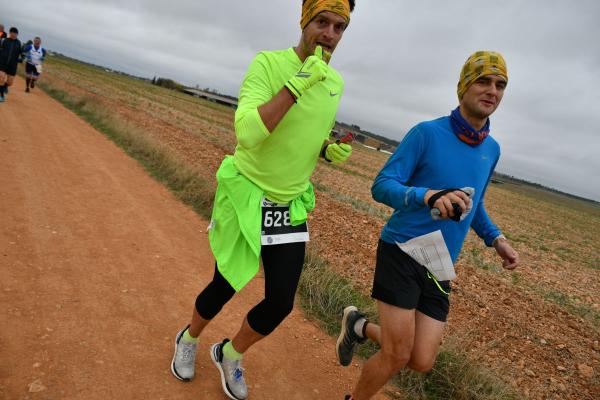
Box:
[457,51,508,100]
[301,0,351,29]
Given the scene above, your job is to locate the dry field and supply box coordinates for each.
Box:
[38,55,599,399]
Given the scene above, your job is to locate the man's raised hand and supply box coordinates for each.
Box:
[285,45,329,100]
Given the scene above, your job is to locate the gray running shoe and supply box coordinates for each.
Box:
[170,325,197,381]
[336,306,367,366]
[210,339,248,400]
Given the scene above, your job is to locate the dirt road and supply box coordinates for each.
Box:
[0,76,386,399]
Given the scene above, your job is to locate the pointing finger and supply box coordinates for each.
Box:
[314,45,323,60]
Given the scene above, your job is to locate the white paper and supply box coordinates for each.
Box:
[396,230,456,281]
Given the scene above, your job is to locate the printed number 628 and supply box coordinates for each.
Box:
[264,210,290,227]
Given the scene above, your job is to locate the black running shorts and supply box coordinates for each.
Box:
[25,63,40,77]
[371,239,451,322]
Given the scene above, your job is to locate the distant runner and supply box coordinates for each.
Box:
[170,1,356,399]
[0,24,7,39]
[0,27,22,103]
[337,51,520,400]
[23,37,46,93]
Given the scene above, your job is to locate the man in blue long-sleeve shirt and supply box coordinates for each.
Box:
[337,51,519,400]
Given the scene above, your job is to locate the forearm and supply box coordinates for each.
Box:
[370,126,429,211]
[235,87,295,149]
[257,86,296,132]
[371,177,428,211]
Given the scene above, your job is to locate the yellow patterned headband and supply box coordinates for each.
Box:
[457,51,508,100]
[301,0,351,29]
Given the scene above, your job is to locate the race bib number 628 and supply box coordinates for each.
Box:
[261,198,309,245]
[263,209,291,228]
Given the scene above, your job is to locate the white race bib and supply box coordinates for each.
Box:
[260,198,309,246]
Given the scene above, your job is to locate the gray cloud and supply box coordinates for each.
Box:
[4,0,599,200]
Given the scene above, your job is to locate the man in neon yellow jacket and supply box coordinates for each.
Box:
[171,1,356,399]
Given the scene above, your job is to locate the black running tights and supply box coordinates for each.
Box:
[195,241,305,336]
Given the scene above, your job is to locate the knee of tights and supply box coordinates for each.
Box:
[267,297,295,319]
[195,288,234,320]
[195,299,221,320]
[247,302,294,336]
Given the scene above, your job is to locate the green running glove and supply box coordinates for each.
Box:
[285,46,329,100]
[325,143,352,164]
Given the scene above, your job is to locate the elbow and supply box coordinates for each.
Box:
[371,185,390,207]
[234,109,269,150]
[235,116,269,149]
[236,130,259,150]
[371,180,383,203]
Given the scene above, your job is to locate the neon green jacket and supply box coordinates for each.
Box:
[208,156,315,291]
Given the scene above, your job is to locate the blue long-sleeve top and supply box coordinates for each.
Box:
[372,116,502,263]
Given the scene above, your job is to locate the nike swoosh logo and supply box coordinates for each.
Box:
[329,92,338,97]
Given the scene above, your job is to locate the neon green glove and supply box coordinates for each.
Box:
[325,143,352,164]
[285,46,329,100]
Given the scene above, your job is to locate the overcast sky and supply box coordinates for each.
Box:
[4,1,599,201]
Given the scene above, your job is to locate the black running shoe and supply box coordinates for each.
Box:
[336,306,367,366]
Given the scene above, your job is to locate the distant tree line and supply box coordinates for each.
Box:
[493,172,599,205]
[151,76,185,92]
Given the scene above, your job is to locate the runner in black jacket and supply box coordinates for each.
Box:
[0,27,23,102]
